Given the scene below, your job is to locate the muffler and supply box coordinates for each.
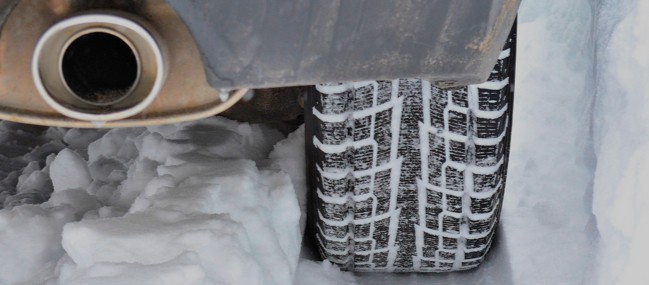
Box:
[32,12,165,122]
[0,0,246,128]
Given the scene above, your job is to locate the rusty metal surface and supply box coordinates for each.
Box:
[0,0,246,128]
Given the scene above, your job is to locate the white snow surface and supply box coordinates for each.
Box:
[0,119,302,285]
[591,0,649,284]
[0,0,648,284]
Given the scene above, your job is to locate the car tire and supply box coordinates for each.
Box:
[305,24,516,272]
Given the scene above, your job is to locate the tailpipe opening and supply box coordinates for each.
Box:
[32,12,166,122]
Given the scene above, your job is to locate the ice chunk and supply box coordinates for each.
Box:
[50,149,91,192]
[87,128,145,164]
[63,128,107,151]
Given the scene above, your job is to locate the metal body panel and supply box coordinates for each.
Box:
[0,0,519,127]
[166,0,520,89]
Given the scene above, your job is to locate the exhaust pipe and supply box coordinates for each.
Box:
[32,12,166,122]
[0,1,247,128]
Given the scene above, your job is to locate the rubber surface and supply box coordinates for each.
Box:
[306,25,516,272]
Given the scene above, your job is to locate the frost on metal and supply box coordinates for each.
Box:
[310,45,514,272]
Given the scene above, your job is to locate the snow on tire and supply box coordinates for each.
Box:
[306,26,516,272]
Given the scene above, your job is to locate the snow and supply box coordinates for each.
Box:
[0,118,301,285]
[0,0,647,284]
[50,149,92,192]
[294,260,358,285]
[268,125,308,231]
[499,0,598,283]
[591,0,649,284]
[0,205,75,284]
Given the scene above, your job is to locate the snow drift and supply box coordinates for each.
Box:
[0,119,302,285]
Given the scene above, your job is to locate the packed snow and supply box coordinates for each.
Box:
[0,0,647,284]
[0,120,302,285]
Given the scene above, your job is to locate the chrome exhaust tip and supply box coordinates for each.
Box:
[32,12,166,122]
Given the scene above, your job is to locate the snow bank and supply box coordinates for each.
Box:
[500,1,598,283]
[592,0,649,284]
[0,118,304,285]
